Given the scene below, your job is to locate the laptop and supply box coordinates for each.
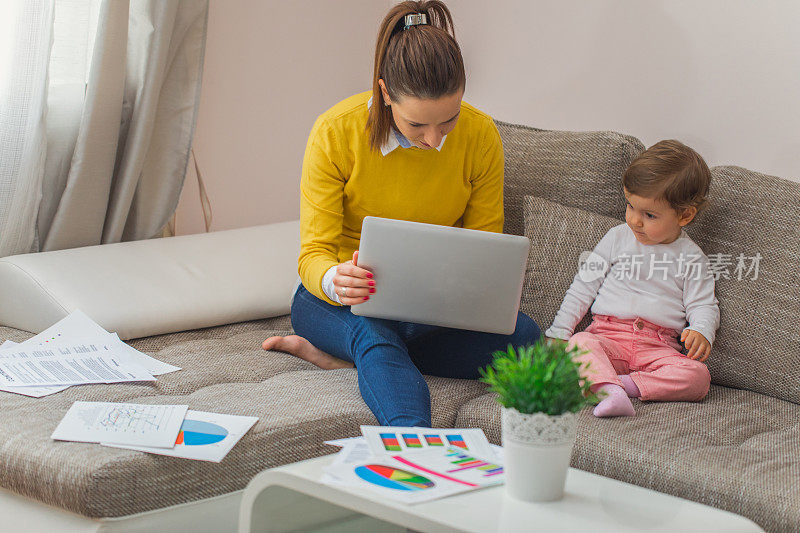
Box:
[351,216,530,334]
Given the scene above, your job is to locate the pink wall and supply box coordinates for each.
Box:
[175,0,389,235]
[177,1,800,235]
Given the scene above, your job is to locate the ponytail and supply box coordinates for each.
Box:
[367,1,466,151]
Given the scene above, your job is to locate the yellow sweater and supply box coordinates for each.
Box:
[299,91,504,305]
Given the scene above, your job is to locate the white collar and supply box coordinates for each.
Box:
[367,96,447,156]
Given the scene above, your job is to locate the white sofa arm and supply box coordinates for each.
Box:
[0,221,300,340]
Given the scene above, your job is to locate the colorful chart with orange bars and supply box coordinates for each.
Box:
[446,434,468,449]
[445,449,504,477]
[424,434,444,446]
[402,434,423,448]
[380,432,402,451]
[354,464,436,491]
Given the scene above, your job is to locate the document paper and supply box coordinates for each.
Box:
[360,425,494,458]
[52,401,188,448]
[324,445,504,504]
[0,310,180,395]
[103,410,259,462]
[21,310,180,376]
[0,340,71,397]
[0,339,156,386]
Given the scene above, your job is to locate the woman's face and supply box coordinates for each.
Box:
[380,81,463,150]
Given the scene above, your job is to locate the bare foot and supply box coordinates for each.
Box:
[262,335,354,370]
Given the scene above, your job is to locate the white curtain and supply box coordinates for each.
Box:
[0,0,54,257]
[0,0,208,257]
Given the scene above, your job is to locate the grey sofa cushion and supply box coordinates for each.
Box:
[521,194,621,336]
[455,388,800,533]
[496,121,643,236]
[0,318,489,517]
[684,166,800,404]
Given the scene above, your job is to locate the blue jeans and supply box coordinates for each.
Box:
[290,283,541,427]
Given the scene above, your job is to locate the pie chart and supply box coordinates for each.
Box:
[354,464,435,491]
[175,419,228,446]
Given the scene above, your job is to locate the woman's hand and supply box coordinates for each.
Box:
[681,329,711,362]
[333,251,375,306]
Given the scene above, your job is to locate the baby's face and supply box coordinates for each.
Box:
[624,190,692,245]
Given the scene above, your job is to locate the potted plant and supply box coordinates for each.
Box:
[479,340,596,502]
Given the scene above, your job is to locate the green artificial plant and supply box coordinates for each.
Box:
[479,339,598,416]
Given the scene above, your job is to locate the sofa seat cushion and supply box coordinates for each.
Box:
[0,319,489,517]
[455,387,800,533]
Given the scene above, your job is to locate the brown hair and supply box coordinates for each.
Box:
[623,139,712,219]
[367,1,466,151]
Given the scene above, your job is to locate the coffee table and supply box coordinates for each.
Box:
[238,453,763,532]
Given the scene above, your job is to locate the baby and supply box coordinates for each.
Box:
[546,140,720,417]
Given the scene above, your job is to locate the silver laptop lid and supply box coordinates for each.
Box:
[351,216,530,334]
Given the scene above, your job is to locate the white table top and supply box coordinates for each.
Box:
[242,453,763,533]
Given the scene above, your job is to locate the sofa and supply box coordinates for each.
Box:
[0,120,797,532]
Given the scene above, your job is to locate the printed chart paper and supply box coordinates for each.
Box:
[324,445,503,504]
[320,439,374,485]
[390,446,505,487]
[52,402,188,448]
[361,425,493,458]
[331,440,373,466]
[103,410,259,463]
[0,339,155,386]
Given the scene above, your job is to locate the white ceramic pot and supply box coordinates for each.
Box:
[501,406,578,502]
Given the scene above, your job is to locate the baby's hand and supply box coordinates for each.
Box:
[680,329,711,362]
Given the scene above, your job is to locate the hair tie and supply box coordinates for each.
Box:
[403,13,427,30]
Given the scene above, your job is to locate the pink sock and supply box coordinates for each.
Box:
[593,384,635,418]
[620,375,641,398]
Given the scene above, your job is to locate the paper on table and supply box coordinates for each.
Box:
[389,445,504,487]
[324,436,365,447]
[323,445,502,504]
[332,440,373,466]
[102,410,259,462]
[324,436,503,460]
[360,425,494,459]
[0,339,155,387]
[490,443,503,462]
[52,401,188,447]
[320,439,374,484]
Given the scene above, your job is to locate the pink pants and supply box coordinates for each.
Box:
[568,315,710,402]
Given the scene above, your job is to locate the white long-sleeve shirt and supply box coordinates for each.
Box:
[545,224,720,345]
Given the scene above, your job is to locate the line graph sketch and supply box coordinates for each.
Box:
[55,402,188,447]
[99,405,164,432]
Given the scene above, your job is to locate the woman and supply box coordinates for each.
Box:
[263,1,541,427]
